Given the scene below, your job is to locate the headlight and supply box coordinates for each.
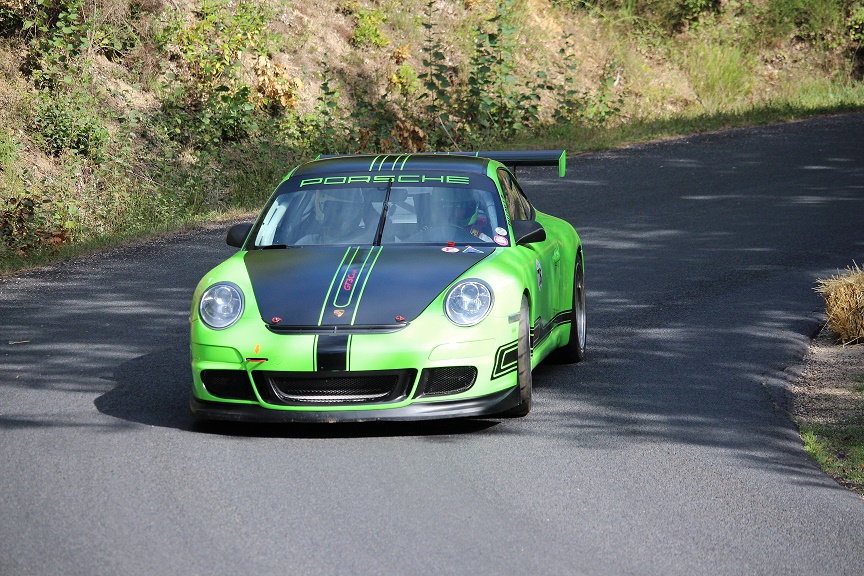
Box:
[444,279,493,326]
[199,282,244,329]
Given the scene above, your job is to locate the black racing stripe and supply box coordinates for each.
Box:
[352,246,490,325]
[552,309,573,327]
[247,246,491,328]
[245,247,353,327]
[493,310,572,380]
[325,246,379,325]
[316,335,350,371]
[532,310,572,349]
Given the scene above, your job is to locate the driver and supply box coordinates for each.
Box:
[296,188,367,244]
[431,188,492,241]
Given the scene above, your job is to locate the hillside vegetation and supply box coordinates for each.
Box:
[1,0,863,271]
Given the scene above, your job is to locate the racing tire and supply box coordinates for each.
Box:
[551,256,586,364]
[507,295,533,417]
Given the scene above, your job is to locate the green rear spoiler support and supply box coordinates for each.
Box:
[441,150,566,178]
[315,150,566,178]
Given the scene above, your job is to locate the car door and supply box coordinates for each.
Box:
[498,168,560,337]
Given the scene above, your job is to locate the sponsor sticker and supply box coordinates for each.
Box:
[463,246,484,254]
[495,227,508,236]
[536,259,543,291]
[395,315,406,322]
[494,235,509,246]
[271,317,282,324]
[333,309,345,318]
[441,247,460,253]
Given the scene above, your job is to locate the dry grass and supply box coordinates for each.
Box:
[816,263,864,344]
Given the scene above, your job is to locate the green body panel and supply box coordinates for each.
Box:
[190,152,582,417]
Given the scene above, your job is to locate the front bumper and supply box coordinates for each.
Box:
[190,301,524,422]
[190,385,521,422]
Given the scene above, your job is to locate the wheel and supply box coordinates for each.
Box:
[509,294,533,417]
[551,256,586,363]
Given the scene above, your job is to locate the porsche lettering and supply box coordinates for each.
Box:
[298,174,471,187]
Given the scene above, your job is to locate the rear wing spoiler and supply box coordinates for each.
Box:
[316,150,566,178]
[440,150,566,178]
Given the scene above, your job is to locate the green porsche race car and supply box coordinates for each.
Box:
[189,150,585,422]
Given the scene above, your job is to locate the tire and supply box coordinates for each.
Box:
[552,256,586,364]
[508,295,533,417]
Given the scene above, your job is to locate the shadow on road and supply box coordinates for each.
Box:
[95,347,500,438]
[94,347,195,430]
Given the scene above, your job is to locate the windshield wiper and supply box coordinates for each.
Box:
[372,180,393,246]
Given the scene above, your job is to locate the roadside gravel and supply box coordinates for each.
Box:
[792,326,864,495]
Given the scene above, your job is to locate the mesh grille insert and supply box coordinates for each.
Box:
[201,370,256,401]
[420,367,477,397]
[253,370,416,406]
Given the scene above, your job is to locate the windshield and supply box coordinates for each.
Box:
[251,172,509,248]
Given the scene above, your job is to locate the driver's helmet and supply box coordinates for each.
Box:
[432,188,479,228]
[314,189,364,238]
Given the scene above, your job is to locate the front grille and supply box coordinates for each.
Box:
[418,367,477,397]
[201,370,256,401]
[266,324,408,335]
[252,370,417,406]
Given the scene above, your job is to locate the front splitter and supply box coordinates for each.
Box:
[190,385,521,423]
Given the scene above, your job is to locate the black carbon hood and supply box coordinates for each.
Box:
[244,246,491,328]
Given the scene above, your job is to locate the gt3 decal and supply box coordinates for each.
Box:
[322,246,381,324]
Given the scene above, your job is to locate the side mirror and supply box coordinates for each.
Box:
[226,223,253,248]
[511,220,546,246]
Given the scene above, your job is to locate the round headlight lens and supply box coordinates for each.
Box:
[444,279,493,326]
[199,282,244,329]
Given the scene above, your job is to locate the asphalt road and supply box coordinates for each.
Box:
[2,114,864,575]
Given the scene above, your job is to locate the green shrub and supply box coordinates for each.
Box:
[352,7,389,48]
[155,0,278,146]
[0,0,29,37]
[389,62,420,96]
[552,0,720,32]
[159,0,275,88]
[851,4,864,43]
[684,40,754,112]
[755,0,849,46]
[31,88,108,159]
